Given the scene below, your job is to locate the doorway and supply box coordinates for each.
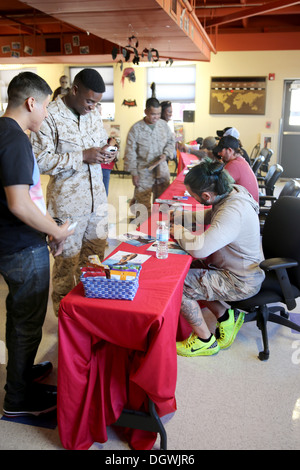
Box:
[279,80,300,178]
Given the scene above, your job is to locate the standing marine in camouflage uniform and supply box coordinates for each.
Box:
[31,69,116,315]
[124,98,175,223]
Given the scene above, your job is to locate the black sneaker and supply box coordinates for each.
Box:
[3,385,57,417]
[31,361,53,382]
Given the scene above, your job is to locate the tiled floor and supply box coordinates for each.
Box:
[0,175,300,450]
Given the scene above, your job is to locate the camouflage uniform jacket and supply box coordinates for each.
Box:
[124,118,175,178]
[30,97,108,220]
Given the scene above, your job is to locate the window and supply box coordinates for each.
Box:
[69,66,115,120]
[147,65,196,121]
[289,86,300,126]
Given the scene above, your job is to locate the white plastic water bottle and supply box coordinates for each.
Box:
[156,221,169,259]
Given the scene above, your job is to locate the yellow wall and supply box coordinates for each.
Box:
[2,50,300,168]
[113,64,145,160]
[111,51,300,168]
[36,64,69,92]
[192,50,300,164]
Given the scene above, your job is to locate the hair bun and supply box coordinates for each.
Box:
[209,161,224,176]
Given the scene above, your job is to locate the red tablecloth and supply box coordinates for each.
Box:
[57,152,198,450]
[140,153,201,237]
[57,242,191,450]
[176,151,198,175]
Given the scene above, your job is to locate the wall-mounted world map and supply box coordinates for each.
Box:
[210,77,266,115]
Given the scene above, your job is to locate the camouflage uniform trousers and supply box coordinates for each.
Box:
[52,211,107,315]
[183,267,261,303]
[131,164,170,224]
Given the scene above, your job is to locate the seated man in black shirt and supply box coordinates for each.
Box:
[0,72,72,417]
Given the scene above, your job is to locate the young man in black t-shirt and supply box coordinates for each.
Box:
[0,72,73,417]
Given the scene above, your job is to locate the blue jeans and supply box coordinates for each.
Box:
[0,243,50,407]
[102,168,111,195]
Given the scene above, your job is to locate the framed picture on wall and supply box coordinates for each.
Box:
[210,77,266,115]
[72,36,80,47]
[260,133,276,154]
[2,45,10,54]
[64,43,72,55]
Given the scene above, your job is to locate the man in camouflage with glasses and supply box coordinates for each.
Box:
[31,68,116,315]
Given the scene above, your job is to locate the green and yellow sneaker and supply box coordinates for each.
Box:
[215,309,245,349]
[176,332,220,357]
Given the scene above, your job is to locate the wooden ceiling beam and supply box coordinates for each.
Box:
[205,0,300,27]
[196,4,300,17]
[0,13,43,34]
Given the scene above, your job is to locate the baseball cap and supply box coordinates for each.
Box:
[224,127,240,139]
[214,135,240,153]
[216,127,240,139]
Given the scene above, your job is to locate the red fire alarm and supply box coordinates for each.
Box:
[269,73,275,81]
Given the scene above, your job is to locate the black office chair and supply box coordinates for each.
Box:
[251,155,265,176]
[259,179,300,233]
[258,148,273,175]
[259,178,300,212]
[230,196,300,360]
[257,163,283,197]
[277,178,300,197]
[249,143,261,165]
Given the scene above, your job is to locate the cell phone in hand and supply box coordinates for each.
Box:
[106,146,118,152]
[68,222,78,231]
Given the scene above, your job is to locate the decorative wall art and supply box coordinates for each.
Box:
[260,133,277,156]
[1,46,10,54]
[210,77,266,115]
[111,34,172,69]
[122,99,137,107]
[24,45,33,55]
[121,68,136,87]
[64,43,72,55]
[79,46,89,54]
[72,36,80,47]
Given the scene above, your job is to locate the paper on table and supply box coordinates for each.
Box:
[154,198,192,206]
[147,241,188,255]
[145,155,163,171]
[116,231,155,246]
[104,250,151,267]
